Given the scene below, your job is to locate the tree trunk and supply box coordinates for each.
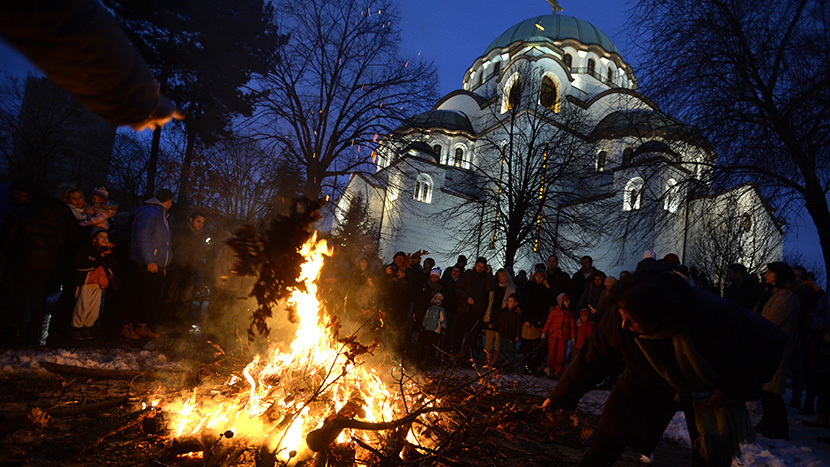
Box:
[176,126,198,211]
[303,163,323,200]
[801,183,830,290]
[143,125,162,199]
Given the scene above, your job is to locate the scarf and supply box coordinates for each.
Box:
[635,330,754,463]
[67,203,87,221]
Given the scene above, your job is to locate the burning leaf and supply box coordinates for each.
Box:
[227,197,323,342]
[580,425,594,440]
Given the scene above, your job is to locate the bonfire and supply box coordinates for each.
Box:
[148,199,446,466]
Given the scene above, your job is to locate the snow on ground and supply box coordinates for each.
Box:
[0,346,180,375]
[485,371,830,466]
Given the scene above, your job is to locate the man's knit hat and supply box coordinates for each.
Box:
[156,188,174,202]
[430,268,442,277]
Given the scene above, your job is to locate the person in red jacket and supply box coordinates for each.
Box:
[71,228,114,340]
[573,308,596,361]
[542,293,576,379]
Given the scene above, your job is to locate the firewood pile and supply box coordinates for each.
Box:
[0,356,693,466]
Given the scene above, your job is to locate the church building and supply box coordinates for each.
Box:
[335,12,782,277]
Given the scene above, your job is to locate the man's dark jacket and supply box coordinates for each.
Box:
[456,269,492,319]
[547,289,786,454]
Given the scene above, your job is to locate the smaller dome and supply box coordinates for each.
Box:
[397,110,475,135]
[592,110,705,145]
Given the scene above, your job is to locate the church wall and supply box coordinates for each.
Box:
[359,14,781,284]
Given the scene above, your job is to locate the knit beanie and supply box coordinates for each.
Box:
[156,188,174,202]
[557,293,570,307]
[90,227,109,240]
[91,186,109,203]
[430,268,442,277]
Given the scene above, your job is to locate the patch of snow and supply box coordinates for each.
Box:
[0,347,181,375]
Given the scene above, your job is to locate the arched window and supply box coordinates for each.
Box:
[623,177,644,211]
[587,59,596,77]
[501,73,523,114]
[663,178,679,213]
[563,54,572,69]
[414,174,433,203]
[493,61,501,77]
[454,148,464,168]
[539,76,558,111]
[596,151,607,172]
[507,77,522,111]
[607,67,614,84]
[741,213,752,232]
[433,144,442,160]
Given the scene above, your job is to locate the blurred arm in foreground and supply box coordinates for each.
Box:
[0,0,183,130]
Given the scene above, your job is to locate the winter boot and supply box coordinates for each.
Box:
[134,323,160,338]
[120,324,140,340]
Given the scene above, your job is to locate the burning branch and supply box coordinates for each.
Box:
[305,405,458,452]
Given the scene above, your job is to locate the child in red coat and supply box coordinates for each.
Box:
[572,308,596,361]
[542,293,576,378]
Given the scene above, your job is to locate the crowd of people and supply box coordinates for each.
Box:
[0,182,211,347]
[3,178,830,464]
[321,242,830,463]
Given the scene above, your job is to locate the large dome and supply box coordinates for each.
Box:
[483,14,619,56]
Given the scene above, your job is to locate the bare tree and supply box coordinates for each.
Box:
[105,0,282,207]
[438,65,596,269]
[630,0,830,285]
[189,138,304,227]
[687,184,784,293]
[0,76,115,196]
[254,0,438,201]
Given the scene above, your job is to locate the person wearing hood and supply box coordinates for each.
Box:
[542,293,576,379]
[124,188,173,339]
[754,262,801,439]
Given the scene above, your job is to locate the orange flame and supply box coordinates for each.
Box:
[162,234,431,462]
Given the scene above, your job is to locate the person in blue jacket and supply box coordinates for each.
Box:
[124,188,173,338]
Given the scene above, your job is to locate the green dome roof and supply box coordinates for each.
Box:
[484,15,619,56]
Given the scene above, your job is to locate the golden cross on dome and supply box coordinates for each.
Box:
[547,0,564,14]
